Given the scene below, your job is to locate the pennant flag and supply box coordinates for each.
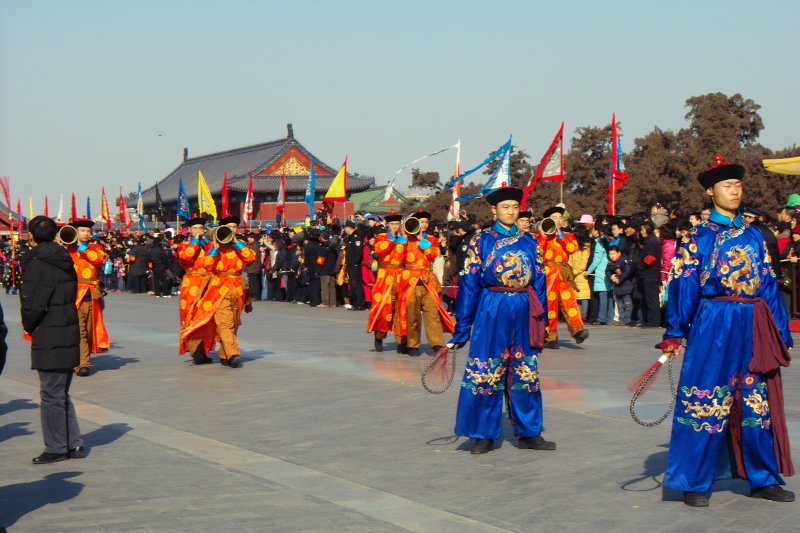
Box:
[71,193,77,222]
[305,158,317,219]
[119,188,132,230]
[197,171,217,221]
[243,170,254,225]
[136,182,146,230]
[101,187,112,231]
[0,177,10,216]
[220,171,229,218]
[176,179,190,219]
[609,113,628,215]
[16,198,22,233]
[447,141,462,221]
[383,179,395,203]
[57,194,64,223]
[521,123,564,207]
[86,195,92,220]
[277,172,287,227]
[29,196,34,220]
[44,196,49,217]
[454,137,513,202]
[391,142,460,182]
[323,157,348,204]
[155,182,165,220]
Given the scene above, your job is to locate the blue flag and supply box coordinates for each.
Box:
[305,157,317,220]
[86,195,92,219]
[176,179,190,219]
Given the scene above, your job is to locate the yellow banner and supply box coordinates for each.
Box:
[197,171,217,221]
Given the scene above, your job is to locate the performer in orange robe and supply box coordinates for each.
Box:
[366,212,405,352]
[180,216,256,368]
[66,219,109,376]
[176,217,216,364]
[535,206,589,349]
[395,210,455,356]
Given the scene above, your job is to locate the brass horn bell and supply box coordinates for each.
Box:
[540,217,558,236]
[58,225,79,246]
[403,216,421,236]
[213,225,235,244]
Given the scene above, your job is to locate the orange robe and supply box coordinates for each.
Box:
[395,234,455,338]
[69,243,110,353]
[536,231,584,340]
[176,238,216,355]
[366,233,405,336]
[179,242,256,351]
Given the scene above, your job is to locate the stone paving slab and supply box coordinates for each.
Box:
[1,292,800,532]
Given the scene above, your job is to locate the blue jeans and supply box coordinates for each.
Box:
[614,293,632,323]
[596,291,612,323]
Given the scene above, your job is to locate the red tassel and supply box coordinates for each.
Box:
[628,353,670,393]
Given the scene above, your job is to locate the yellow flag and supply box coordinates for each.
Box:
[29,196,33,219]
[197,171,217,221]
[323,156,347,203]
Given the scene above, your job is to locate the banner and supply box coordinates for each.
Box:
[608,113,628,215]
[277,172,286,227]
[176,179,190,219]
[521,123,564,207]
[323,157,348,204]
[101,187,112,231]
[136,182,146,230]
[221,171,229,218]
[447,140,462,221]
[119,188,132,230]
[446,137,511,188]
[197,171,217,221]
[305,158,317,220]
[454,137,513,202]
[243,170,254,225]
[57,193,64,223]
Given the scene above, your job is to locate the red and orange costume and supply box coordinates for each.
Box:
[180,240,255,364]
[176,236,216,357]
[535,230,586,343]
[367,232,405,344]
[68,240,110,372]
[395,232,455,351]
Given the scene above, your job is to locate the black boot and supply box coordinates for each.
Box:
[683,491,710,507]
[397,343,408,354]
[470,439,494,454]
[518,436,556,450]
[574,329,589,344]
[374,338,384,352]
[407,348,420,357]
[228,356,242,368]
[751,485,795,502]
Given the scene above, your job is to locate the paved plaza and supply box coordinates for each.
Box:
[1,291,800,532]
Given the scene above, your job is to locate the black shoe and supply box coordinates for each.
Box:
[397,343,408,354]
[192,353,212,365]
[470,439,494,454]
[751,485,795,502]
[32,452,69,465]
[574,329,589,344]
[69,446,86,459]
[518,436,556,450]
[407,348,420,357]
[374,339,384,352]
[76,367,91,377]
[228,356,242,368]
[545,341,559,349]
[431,345,443,354]
[220,358,231,367]
[683,491,709,507]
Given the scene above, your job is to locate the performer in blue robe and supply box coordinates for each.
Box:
[450,186,551,454]
[660,157,794,507]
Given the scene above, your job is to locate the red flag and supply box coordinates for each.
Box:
[0,177,10,212]
[119,188,132,230]
[16,198,22,235]
[44,196,49,217]
[276,171,286,227]
[70,193,77,222]
[243,170,254,225]
[609,113,628,215]
[522,122,564,207]
[101,187,112,231]
[221,171,229,218]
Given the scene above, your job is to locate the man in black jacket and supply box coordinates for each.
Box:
[127,237,149,293]
[20,216,84,464]
[637,221,662,327]
[343,221,365,310]
[304,230,323,307]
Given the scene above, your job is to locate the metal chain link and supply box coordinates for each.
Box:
[629,356,677,427]
[421,347,458,394]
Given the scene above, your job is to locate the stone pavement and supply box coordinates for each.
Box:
[1,291,800,532]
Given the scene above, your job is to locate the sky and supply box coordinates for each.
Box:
[1,0,798,214]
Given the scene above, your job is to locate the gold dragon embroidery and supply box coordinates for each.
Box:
[722,247,759,295]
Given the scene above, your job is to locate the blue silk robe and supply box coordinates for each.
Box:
[663,209,792,492]
[453,222,548,440]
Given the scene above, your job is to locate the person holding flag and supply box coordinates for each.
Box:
[62,218,110,376]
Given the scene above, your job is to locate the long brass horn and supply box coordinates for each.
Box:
[540,217,558,236]
[58,225,78,246]
[213,225,235,244]
[403,216,421,236]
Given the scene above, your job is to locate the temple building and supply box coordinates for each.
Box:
[140,124,374,223]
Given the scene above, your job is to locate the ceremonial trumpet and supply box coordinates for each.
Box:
[539,217,558,236]
[213,225,235,244]
[58,225,78,245]
[403,216,421,236]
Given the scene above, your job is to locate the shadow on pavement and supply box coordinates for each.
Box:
[0,472,83,529]
[92,355,140,372]
[0,421,34,443]
[80,422,132,455]
[621,446,670,495]
[242,350,272,361]
[0,398,38,416]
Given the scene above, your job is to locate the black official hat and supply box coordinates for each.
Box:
[485,186,523,205]
[344,220,356,229]
[72,218,95,229]
[219,215,241,226]
[412,209,432,220]
[698,156,745,189]
[518,210,533,219]
[542,206,565,218]
[384,211,403,223]
[186,217,206,227]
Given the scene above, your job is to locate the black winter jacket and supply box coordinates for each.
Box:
[20,242,80,370]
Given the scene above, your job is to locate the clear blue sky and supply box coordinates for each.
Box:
[1,0,798,214]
